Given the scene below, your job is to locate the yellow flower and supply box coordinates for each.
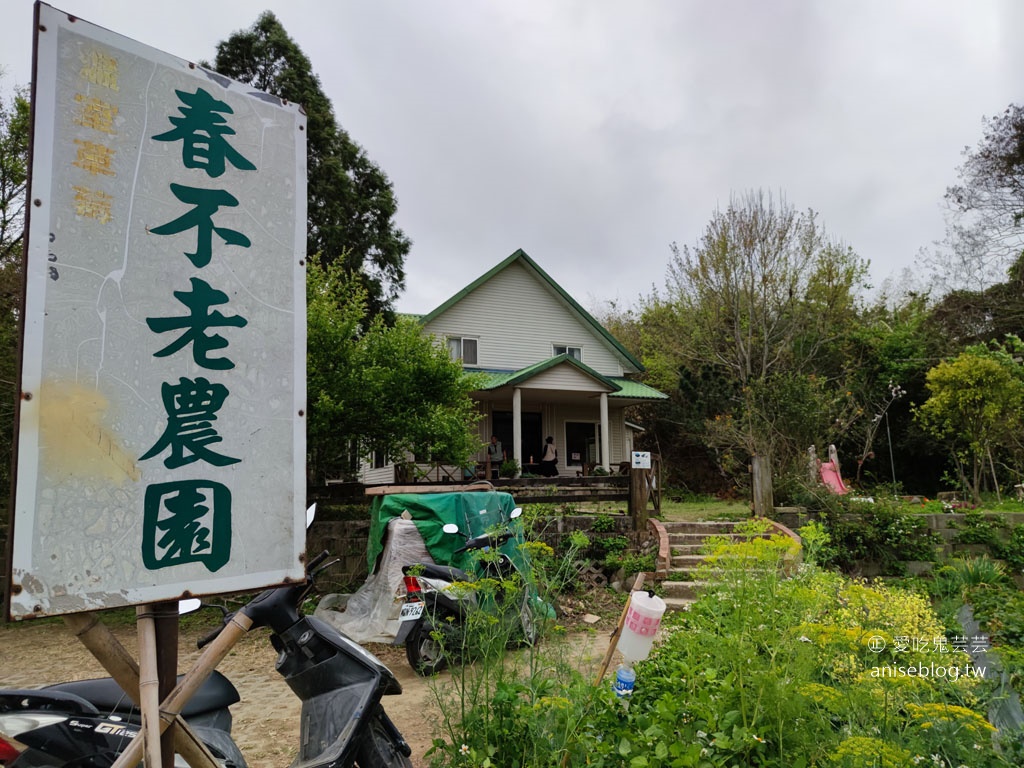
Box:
[831,736,911,768]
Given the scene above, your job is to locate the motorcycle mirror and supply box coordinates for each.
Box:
[178,598,202,616]
[306,503,317,529]
[510,507,523,519]
[442,523,460,534]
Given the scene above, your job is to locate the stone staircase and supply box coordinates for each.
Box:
[656,520,786,611]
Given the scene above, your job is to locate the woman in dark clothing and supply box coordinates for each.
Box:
[540,436,558,477]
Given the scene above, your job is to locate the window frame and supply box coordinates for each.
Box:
[553,344,582,361]
[446,335,479,366]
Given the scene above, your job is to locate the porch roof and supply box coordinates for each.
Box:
[471,354,668,401]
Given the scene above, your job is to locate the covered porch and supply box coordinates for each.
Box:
[472,355,667,477]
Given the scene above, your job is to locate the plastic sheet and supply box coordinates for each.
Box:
[315,518,434,644]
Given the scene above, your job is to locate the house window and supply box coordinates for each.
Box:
[554,344,582,361]
[371,449,387,469]
[447,336,478,365]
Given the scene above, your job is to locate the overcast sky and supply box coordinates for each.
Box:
[2,0,1022,315]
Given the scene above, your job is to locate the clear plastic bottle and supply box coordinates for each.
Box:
[613,662,636,700]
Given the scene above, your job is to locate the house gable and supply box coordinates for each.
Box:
[420,249,643,377]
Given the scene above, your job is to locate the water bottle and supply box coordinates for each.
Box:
[613,663,636,699]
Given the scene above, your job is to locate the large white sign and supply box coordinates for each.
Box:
[8,3,307,618]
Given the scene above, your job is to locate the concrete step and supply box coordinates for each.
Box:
[669,554,707,568]
[661,521,743,534]
[663,596,694,612]
[655,520,789,611]
[660,579,703,601]
[670,543,707,555]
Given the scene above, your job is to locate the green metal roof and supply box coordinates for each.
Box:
[606,378,669,400]
[419,248,645,373]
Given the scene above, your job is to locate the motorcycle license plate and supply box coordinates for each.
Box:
[399,602,425,622]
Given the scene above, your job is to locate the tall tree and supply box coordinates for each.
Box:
[915,340,1024,503]
[210,12,410,319]
[306,258,481,483]
[646,191,869,490]
[0,83,29,503]
[667,191,864,387]
[926,251,1024,351]
[0,84,28,266]
[936,104,1024,292]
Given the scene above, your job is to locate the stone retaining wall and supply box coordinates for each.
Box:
[771,507,1024,557]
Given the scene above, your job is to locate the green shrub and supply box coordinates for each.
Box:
[999,524,1024,573]
[796,519,834,566]
[589,514,617,533]
[952,510,1008,548]
[817,498,939,572]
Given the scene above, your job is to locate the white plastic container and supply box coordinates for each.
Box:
[616,591,666,662]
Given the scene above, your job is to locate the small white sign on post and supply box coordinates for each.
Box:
[8,3,307,618]
[631,451,652,469]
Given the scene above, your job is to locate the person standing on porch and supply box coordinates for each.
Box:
[540,435,559,477]
[487,434,505,479]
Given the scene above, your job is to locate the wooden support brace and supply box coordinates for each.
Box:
[109,612,254,768]
[63,613,222,768]
[137,605,164,768]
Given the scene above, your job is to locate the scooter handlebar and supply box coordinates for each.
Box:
[197,616,231,649]
[196,551,332,646]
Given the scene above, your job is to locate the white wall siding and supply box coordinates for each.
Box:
[424,262,625,375]
[360,464,396,485]
[519,366,610,392]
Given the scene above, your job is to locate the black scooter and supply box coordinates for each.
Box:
[0,531,412,767]
[395,507,546,676]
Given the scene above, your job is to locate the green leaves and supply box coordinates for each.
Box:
[914,343,1024,502]
[306,256,480,480]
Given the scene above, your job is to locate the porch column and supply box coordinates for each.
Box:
[512,387,523,471]
[600,392,610,473]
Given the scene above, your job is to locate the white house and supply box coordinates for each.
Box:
[360,249,667,484]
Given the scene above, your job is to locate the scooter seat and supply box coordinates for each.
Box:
[44,670,240,717]
[404,563,471,583]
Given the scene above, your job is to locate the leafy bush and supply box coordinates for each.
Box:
[951,509,1008,547]
[589,514,618,533]
[817,497,939,572]
[998,524,1024,573]
[796,519,834,566]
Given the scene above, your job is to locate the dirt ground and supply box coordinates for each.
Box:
[0,599,619,768]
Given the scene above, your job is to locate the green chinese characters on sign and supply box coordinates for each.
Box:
[150,184,251,268]
[146,277,248,370]
[143,480,231,572]
[140,376,240,469]
[152,87,256,178]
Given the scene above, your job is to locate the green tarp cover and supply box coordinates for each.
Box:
[367,491,523,574]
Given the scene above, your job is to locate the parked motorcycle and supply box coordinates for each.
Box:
[0,535,412,767]
[395,506,547,676]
